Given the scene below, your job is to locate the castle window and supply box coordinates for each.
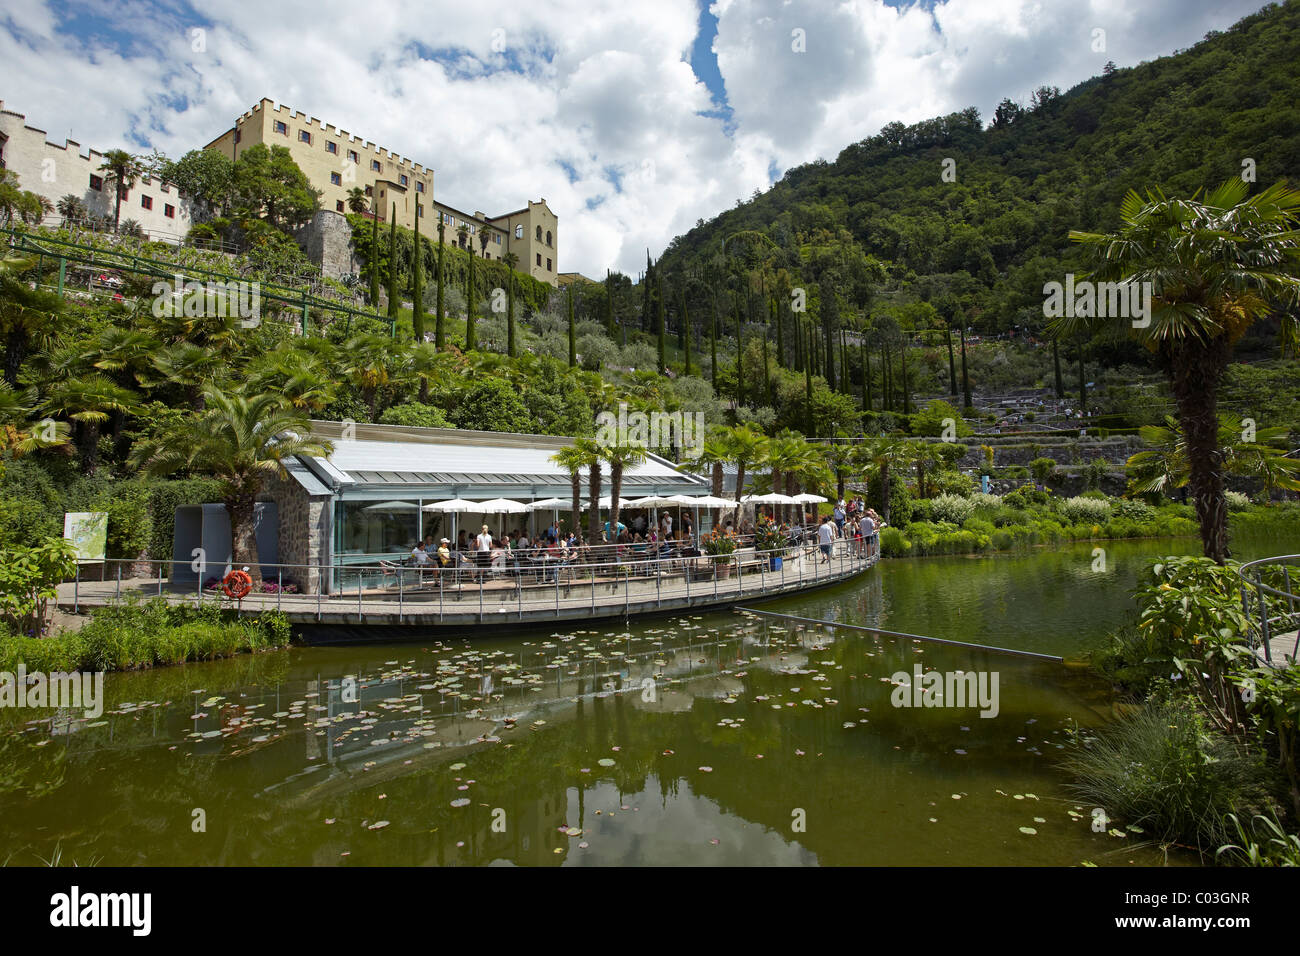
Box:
[546,230,552,246]
[546,258,552,271]
[89,174,103,191]
[336,200,344,212]
[399,174,408,186]
[371,159,381,172]
[330,172,342,185]
[535,225,542,240]
[416,181,424,193]
[274,120,287,135]
[348,149,359,163]
[141,195,152,210]
[514,224,523,239]
[536,253,541,266]
[299,129,311,144]
[164,204,175,218]
[327,141,337,154]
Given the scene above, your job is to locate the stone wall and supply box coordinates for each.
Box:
[295,210,363,280]
[260,472,332,594]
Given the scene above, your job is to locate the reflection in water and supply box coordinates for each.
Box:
[2,532,1292,866]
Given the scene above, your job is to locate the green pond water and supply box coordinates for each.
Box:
[2,529,1296,867]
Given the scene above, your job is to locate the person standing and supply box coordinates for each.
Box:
[817,515,834,563]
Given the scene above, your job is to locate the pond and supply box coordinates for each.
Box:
[2,529,1295,866]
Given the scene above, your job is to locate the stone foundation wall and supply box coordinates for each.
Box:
[295,210,364,280]
[261,473,332,595]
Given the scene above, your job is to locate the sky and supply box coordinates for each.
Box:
[0,0,1268,278]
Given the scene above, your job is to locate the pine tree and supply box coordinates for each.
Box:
[710,301,718,391]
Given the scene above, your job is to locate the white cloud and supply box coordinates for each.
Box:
[0,0,1266,278]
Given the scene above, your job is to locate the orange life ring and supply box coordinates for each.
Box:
[222,569,253,600]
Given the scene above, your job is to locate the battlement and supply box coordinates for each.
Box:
[237,97,431,175]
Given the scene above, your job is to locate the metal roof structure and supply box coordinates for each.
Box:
[288,420,707,501]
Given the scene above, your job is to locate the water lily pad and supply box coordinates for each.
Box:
[1019,826,1037,835]
[597,758,616,767]
[450,798,470,808]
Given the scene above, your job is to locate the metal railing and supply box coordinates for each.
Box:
[1238,554,1300,666]
[60,535,880,623]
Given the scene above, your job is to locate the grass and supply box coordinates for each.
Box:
[1059,695,1279,855]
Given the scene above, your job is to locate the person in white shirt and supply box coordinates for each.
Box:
[817,516,834,562]
[476,525,493,552]
[859,513,875,559]
[661,513,672,537]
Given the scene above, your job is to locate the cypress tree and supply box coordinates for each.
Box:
[820,276,836,391]
[804,326,814,434]
[386,205,398,321]
[901,337,912,414]
[368,211,380,308]
[710,301,718,391]
[946,325,958,395]
[435,212,446,349]
[736,335,744,406]
[680,287,692,377]
[656,274,666,373]
[761,333,770,403]
[1052,337,1065,398]
[567,285,577,368]
[411,209,424,342]
[960,326,972,409]
[860,341,870,411]
[1077,338,1088,412]
[465,245,476,350]
[605,269,616,338]
[506,263,516,357]
[773,295,783,368]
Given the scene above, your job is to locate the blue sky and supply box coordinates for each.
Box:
[0,0,1269,276]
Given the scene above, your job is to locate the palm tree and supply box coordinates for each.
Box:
[98,149,142,231]
[341,333,397,419]
[0,382,70,456]
[19,193,54,225]
[131,388,332,585]
[763,431,805,524]
[149,342,221,408]
[911,440,944,500]
[571,437,604,544]
[855,437,913,525]
[1128,414,1300,503]
[685,430,730,528]
[40,372,137,473]
[0,276,64,387]
[600,440,647,543]
[550,444,589,535]
[1056,180,1300,562]
[244,346,337,412]
[478,228,490,258]
[345,188,369,214]
[457,223,469,250]
[409,341,458,405]
[822,429,855,502]
[502,251,519,357]
[720,423,766,524]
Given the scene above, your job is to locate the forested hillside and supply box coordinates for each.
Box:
[654,1,1300,343]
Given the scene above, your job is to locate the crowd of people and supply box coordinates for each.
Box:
[395,499,885,587]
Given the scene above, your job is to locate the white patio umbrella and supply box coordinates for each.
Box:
[422,498,484,546]
[743,493,797,504]
[477,498,530,514]
[792,493,828,503]
[527,497,568,511]
[668,494,732,508]
[362,500,421,511]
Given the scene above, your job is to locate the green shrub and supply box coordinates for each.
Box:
[378,402,453,428]
[1003,486,1050,509]
[1060,495,1113,525]
[962,517,995,537]
[1112,499,1156,523]
[1225,491,1251,511]
[929,493,975,525]
[879,526,910,557]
